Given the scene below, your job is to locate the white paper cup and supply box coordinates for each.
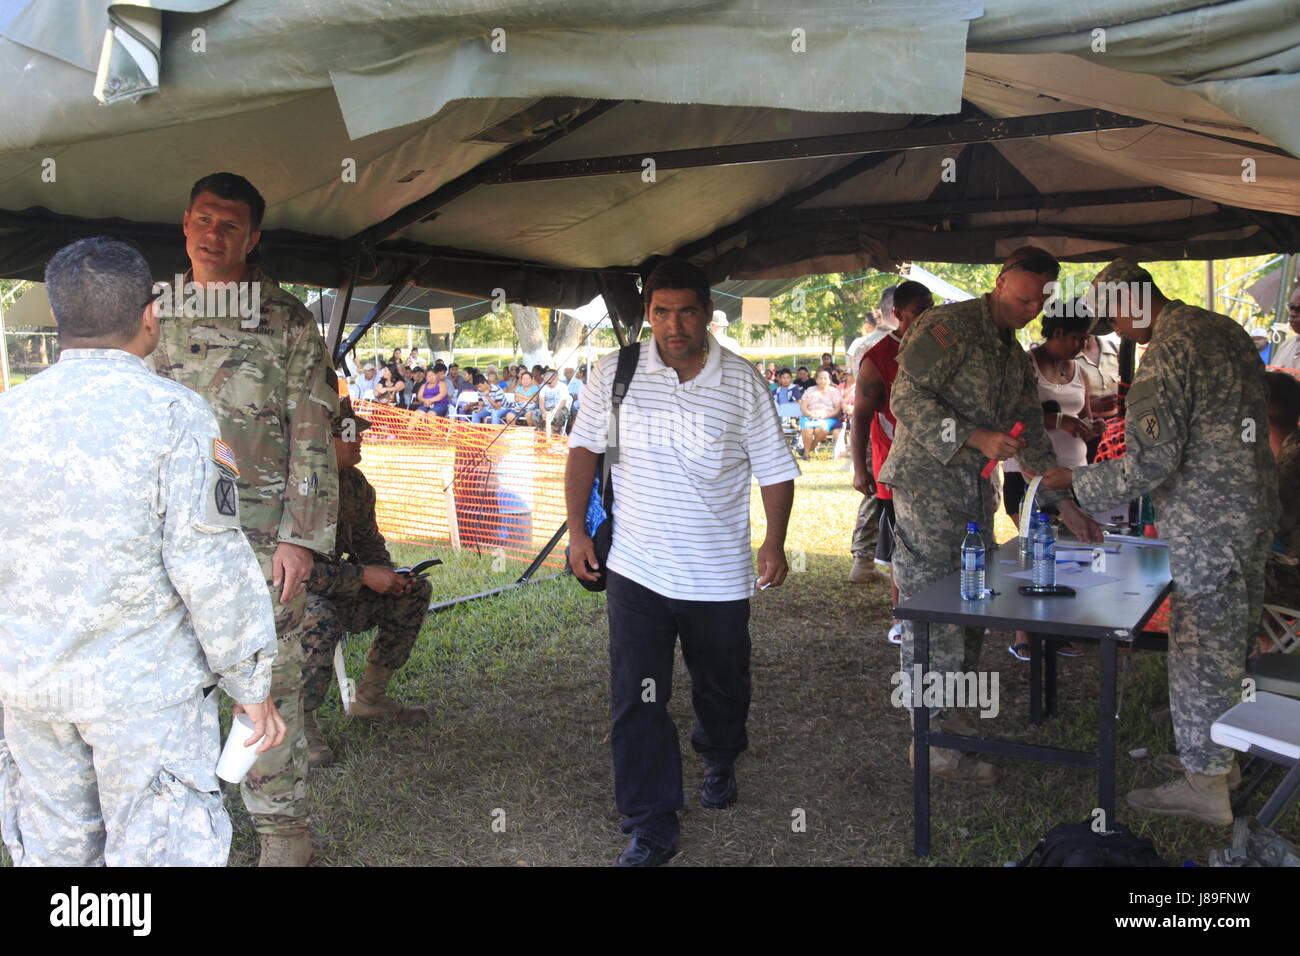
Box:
[216,713,261,784]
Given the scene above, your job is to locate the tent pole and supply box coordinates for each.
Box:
[334,261,419,364]
[515,522,569,584]
[327,257,359,369]
[1205,260,1215,312]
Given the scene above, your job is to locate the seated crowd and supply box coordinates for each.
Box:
[348,349,585,432]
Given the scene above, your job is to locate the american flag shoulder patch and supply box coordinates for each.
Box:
[930,323,956,349]
[212,437,240,477]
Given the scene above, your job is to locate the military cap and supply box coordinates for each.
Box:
[333,396,371,437]
[1085,258,1153,334]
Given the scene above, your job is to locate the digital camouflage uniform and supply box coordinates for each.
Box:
[300,466,433,713]
[878,295,1065,706]
[0,350,276,866]
[152,267,339,837]
[1074,300,1279,775]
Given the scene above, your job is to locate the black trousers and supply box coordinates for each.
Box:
[605,569,751,848]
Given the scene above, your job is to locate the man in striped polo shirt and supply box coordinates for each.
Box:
[566,259,799,867]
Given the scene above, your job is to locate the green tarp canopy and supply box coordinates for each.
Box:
[2,0,1298,330]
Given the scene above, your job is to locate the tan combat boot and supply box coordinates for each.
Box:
[348,664,429,725]
[908,740,1000,784]
[303,709,335,769]
[936,711,978,736]
[1126,771,1233,825]
[258,831,312,867]
[1154,754,1241,790]
[849,555,875,583]
[905,709,997,783]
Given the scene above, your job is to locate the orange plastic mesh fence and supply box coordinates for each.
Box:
[354,400,570,567]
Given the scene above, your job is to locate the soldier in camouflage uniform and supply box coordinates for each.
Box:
[0,238,282,866]
[151,174,338,866]
[1036,259,1279,825]
[300,399,433,768]
[879,248,1102,784]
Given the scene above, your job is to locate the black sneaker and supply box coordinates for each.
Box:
[700,763,738,809]
[614,835,677,867]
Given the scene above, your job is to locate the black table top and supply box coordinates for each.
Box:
[894,536,1172,641]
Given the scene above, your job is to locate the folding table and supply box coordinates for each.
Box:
[895,536,1172,856]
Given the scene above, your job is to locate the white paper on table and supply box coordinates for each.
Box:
[1057,546,1120,560]
[1005,567,1121,588]
[1102,533,1168,547]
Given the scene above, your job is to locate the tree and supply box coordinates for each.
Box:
[510,304,551,367]
[762,269,898,355]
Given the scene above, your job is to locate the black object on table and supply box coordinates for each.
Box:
[894,536,1172,857]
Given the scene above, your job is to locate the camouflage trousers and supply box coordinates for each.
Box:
[1168,534,1268,776]
[241,557,308,837]
[892,484,992,716]
[300,576,433,713]
[851,494,882,556]
[0,688,229,866]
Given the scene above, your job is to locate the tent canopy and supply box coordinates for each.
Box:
[2,0,1298,324]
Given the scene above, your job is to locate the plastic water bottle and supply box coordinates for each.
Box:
[1031,512,1057,588]
[960,522,986,599]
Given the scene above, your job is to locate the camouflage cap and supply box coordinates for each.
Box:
[1085,259,1153,334]
[333,396,371,437]
[1092,258,1151,287]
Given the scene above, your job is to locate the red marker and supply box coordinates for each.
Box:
[980,421,1024,478]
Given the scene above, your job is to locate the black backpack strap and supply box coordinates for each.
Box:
[602,342,641,487]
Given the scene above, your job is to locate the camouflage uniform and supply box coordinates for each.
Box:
[850,494,881,556]
[878,296,1065,705]
[152,267,339,837]
[301,466,433,713]
[1264,431,1300,613]
[1074,300,1278,775]
[0,349,276,866]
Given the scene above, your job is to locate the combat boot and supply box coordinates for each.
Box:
[1154,754,1241,790]
[303,709,335,769]
[258,831,312,867]
[349,664,429,725]
[908,740,999,784]
[1127,771,1233,825]
[936,711,978,736]
[848,555,875,583]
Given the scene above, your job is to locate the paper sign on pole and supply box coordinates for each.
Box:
[428,308,455,334]
[741,297,770,325]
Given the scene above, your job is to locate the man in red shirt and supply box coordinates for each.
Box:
[851,281,934,641]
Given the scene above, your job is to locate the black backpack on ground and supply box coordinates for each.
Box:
[1019,821,1168,867]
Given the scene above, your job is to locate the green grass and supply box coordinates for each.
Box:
[4,456,1297,867]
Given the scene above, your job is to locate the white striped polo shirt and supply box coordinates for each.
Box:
[569,332,801,601]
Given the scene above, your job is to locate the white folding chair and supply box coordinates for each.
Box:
[1212,691,1300,828]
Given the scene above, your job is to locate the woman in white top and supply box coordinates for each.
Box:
[1005,309,1099,660]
